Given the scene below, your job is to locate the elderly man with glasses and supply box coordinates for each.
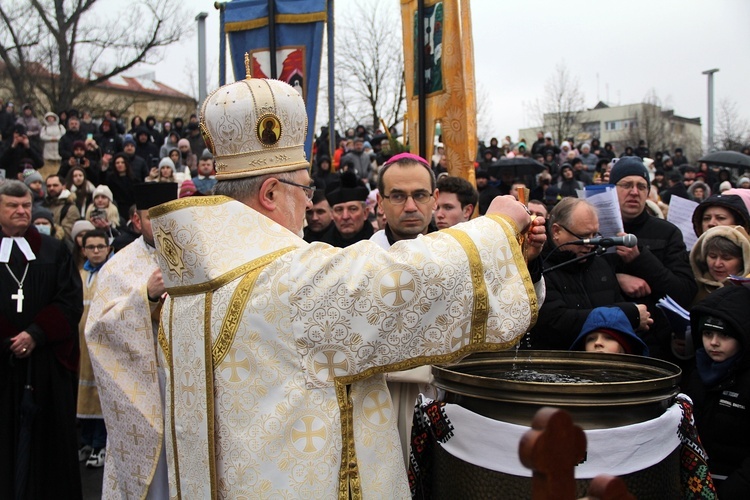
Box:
[607,156,697,363]
[524,196,652,351]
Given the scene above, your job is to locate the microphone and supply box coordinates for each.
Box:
[570,234,637,248]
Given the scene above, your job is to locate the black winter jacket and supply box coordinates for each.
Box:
[526,247,640,350]
[685,286,750,499]
[608,210,697,360]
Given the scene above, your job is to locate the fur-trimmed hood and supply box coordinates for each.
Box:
[690,225,750,291]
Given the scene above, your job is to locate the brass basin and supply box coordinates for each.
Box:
[432,350,682,429]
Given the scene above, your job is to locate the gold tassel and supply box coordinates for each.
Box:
[244,52,252,79]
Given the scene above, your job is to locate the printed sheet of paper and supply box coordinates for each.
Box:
[666,196,699,250]
[577,185,624,237]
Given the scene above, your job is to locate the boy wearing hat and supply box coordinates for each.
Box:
[77,229,111,468]
[23,169,45,203]
[608,156,697,363]
[686,285,750,497]
[570,307,649,356]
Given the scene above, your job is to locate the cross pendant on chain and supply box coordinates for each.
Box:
[11,287,24,313]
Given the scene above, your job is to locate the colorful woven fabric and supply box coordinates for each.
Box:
[409,395,454,498]
[677,395,717,499]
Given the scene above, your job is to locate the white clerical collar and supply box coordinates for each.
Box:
[0,236,36,263]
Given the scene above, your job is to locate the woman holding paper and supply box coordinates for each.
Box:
[690,225,750,303]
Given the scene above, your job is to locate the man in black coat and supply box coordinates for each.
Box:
[58,115,86,165]
[0,125,44,180]
[608,157,697,361]
[319,171,374,247]
[0,180,83,498]
[526,197,652,349]
[659,171,690,205]
[133,127,159,168]
[121,137,149,182]
[95,118,123,157]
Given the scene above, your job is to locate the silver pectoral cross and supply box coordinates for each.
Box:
[11,287,23,313]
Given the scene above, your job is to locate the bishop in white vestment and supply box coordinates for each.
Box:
[150,76,538,500]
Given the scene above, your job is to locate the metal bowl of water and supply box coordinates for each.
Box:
[432,350,682,429]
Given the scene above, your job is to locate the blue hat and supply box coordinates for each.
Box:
[570,307,649,356]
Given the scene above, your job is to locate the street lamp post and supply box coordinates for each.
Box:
[196,12,209,106]
[702,68,719,151]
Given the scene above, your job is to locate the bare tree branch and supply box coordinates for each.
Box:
[0,0,188,112]
[619,89,703,160]
[716,98,750,151]
[334,0,405,134]
[531,63,585,144]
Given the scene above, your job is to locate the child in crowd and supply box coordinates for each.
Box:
[570,307,649,356]
[22,169,45,204]
[71,219,95,270]
[685,285,750,498]
[77,229,112,468]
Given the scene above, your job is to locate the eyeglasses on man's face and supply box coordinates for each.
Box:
[615,181,648,193]
[84,244,109,252]
[278,179,316,200]
[382,190,433,205]
[557,223,601,241]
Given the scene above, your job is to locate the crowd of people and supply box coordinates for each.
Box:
[0,100,216,497]
[0,102,217,253]
[2,81,750,499]
[305,126,750,496]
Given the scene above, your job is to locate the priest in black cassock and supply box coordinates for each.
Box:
[0,179,83,499]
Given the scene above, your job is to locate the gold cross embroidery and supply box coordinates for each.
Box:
[291,416,326,453]
[313,350,349,382]
[380,270,416,307]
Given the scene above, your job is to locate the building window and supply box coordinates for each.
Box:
[605,119,637,131]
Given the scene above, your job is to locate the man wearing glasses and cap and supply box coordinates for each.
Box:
[148,73,538,498]
[608,156,697,362]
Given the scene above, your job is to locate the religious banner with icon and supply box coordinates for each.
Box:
[400,0,478,185]
[224,0,326,160]
[412,2,443,97]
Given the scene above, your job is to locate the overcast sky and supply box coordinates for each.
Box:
[143,0,750,146]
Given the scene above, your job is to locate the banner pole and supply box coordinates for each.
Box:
[328,0,335,163]
[417,0,426,158]
[269,0,278,79]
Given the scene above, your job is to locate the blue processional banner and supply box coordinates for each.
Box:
[225,0,326,160]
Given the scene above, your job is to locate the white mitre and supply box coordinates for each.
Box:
[199,54,310,179]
